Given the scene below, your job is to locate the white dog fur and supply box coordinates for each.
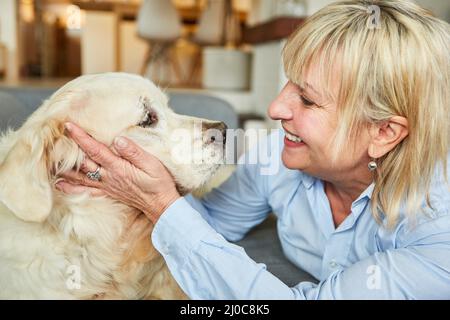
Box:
[0,73,228,299]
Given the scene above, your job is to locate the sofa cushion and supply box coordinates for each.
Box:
[236,215,318,286]
[0,92,31,131]
[0,87,239,132]
[0,87,56,113]
[168,92,239,129]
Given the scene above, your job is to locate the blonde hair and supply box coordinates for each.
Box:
[283,0,450,228]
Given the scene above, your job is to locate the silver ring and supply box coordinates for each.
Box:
[86,166,101,181]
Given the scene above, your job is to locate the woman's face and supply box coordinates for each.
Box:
[268,65,371,181]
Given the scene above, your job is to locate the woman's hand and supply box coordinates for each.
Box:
[56,122,180,224]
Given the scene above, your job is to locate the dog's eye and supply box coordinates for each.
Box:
[139,110,158,128]
[138,96,158,128]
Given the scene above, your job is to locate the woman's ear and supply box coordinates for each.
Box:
[368,116,409,159]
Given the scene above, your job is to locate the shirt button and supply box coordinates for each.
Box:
[160,242,170,254]
[329,260,338,269]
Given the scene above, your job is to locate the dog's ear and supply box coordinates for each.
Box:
[0,120,64,223]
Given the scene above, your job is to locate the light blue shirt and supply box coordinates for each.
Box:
[151,131,450,299]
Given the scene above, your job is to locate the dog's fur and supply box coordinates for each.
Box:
[0,73,226,299]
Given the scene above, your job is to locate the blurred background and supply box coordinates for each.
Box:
[1,0,449,129]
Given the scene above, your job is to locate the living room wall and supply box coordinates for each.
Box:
[0,0,19,81]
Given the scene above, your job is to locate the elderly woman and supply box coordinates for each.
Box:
[57,0,449,299]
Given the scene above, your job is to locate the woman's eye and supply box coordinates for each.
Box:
[300,95,315,107]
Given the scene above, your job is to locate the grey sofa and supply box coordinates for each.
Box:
[0,86,316,287]
[0,87,240,131]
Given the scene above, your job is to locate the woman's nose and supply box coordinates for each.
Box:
[268,95,294,121]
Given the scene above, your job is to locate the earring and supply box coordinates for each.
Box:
[368,159,377,171]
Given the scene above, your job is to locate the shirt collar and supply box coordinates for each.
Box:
[302,172,375,202]
[357,182,375,201]
[301,172,316,189]
[301,172,375,201]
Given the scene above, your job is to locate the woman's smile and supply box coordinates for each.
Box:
[284,129,306,148]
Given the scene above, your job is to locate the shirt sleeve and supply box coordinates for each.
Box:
[152,199,450,299]
[182,156,272,242]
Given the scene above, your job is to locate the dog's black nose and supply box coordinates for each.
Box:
[219,122,227,144]
[203,121,227,144]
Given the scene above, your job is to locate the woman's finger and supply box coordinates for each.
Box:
[65,122,118,169]
[114,136,162,174]
[55,181,106,197]
[79,156,101,174]
[60,169,104,188]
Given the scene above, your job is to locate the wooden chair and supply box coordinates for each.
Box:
[187,0,227,84]
[137,0,183,84]
[0,42,6,78]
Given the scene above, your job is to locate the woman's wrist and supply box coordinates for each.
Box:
[143,191,181,224]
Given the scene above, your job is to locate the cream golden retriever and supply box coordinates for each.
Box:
[0,73,227,299]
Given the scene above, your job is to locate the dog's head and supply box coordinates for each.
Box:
[0,73,226,223]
